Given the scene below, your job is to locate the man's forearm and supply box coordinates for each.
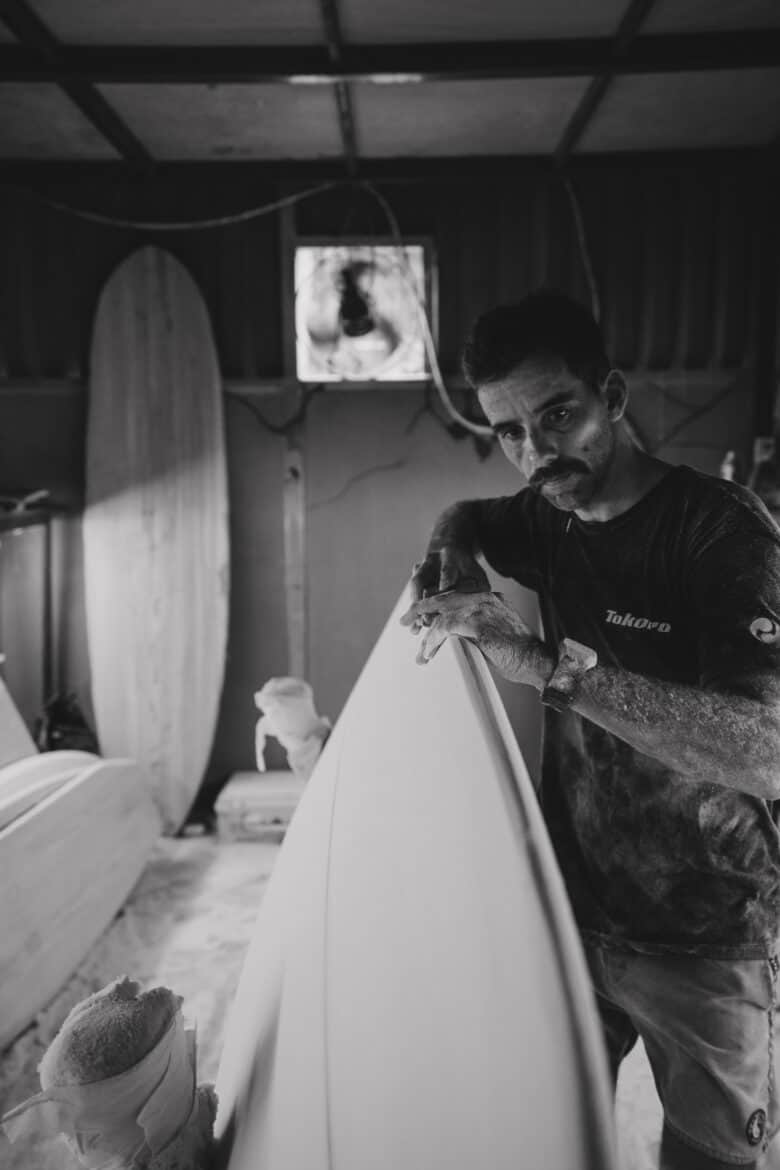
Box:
[427,501,484,555]
[407,578,780,798]
[530,650,780,799]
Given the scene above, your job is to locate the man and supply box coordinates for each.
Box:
[402,290,780,1170]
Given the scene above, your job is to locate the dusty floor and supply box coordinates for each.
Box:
[0,833,661,1169]
[0,834,278,1170]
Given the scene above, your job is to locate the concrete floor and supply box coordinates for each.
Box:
[0,835,278,1170]
[0,834,661,1169]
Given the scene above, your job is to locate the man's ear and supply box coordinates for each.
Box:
[602,369,628,421]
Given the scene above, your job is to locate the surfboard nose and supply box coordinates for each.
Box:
[215,590,617,1170]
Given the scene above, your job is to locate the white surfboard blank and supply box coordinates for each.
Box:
[0,674,37,770]
[215,591,616,1170]
[0,757,160,1050]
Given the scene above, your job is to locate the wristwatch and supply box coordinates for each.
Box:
[541,637,598,711]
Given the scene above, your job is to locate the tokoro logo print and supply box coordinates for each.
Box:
[605,610,671,633]
[746,1108,766,1147]
[750,616,780,645]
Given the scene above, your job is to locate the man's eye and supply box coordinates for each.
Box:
[498,425,524,441]
[547,407,572,426]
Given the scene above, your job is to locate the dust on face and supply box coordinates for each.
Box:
[477,356,618,513]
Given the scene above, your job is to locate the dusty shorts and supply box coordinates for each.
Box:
[585,942,780,1167]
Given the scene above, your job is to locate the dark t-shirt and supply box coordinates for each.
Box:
[477,463,780,957]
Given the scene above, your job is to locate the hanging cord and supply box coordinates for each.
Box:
[558,174,741,460]
[5,170,635,452]
[359,181,494,439]
[0,180,343,232]
[559,169,602,324]
[0,489,50,513]
[229,383,325,436]
[558,168,657,454]
[652,381,741,454]
[7,174,488,441]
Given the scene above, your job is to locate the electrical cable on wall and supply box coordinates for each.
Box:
[3,174,479,446]
[6,173,735,466]
[26,164,479,444]
[553,171,745,462]
[230,383,325,437]
[558,170,602,324]
[3,173,594,437]
[0,489,50,514]
[309,459,409,511]
[651,381,741,454]
[0,181,343,232]
[360,180,495,440]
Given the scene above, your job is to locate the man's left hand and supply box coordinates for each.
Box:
[400,590,552,687]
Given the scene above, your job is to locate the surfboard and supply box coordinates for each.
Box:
[214,590,617,1170]
[0,749,97,831]
[0,757,160,1050]
[0,672,37,770]
[84,247,230,834]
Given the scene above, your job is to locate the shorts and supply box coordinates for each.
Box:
[585,942,780,1167]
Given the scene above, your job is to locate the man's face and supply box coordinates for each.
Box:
[476,356,618,512]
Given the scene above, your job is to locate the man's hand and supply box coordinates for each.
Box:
[401,589,553,687]
[410,547,490,603]
[408,548,490,633]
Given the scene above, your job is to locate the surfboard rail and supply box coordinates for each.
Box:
[455,638,616,1170]
[0,755,94,831]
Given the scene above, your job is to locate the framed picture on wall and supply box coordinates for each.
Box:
[291,237,437,387]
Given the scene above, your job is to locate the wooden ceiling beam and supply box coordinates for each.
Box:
[0,0,153,164]
[554,0,660,164]
[0,31,778,85]
[318,0,359,177]
[0,150,765,187]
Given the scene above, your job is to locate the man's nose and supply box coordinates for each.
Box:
[526,429,558,467]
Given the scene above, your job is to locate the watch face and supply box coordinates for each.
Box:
[556,655,581,681]
[560,639,598,672]
[550,659,580,693]
[542,639,596,711]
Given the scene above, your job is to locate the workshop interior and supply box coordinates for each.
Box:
[0,1,779,1169]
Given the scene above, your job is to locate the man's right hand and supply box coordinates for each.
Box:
[408,548,490,631]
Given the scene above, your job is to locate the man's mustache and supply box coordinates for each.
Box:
[528,461,589,490]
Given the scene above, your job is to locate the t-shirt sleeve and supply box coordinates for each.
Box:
[476,491,543,590]
[687,520,780,702]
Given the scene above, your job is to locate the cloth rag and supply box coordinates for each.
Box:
[254,676,330,780]
[1,1011,196,1169]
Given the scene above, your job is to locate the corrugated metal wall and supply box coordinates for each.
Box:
[0,152,767,384]
[0,151,772,808]
[295,158,764,374]
[0,178,283,381]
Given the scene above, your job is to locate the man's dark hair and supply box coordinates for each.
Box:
[462,289,610,391]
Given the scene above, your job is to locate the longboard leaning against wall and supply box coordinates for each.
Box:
[85,247,229,833]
